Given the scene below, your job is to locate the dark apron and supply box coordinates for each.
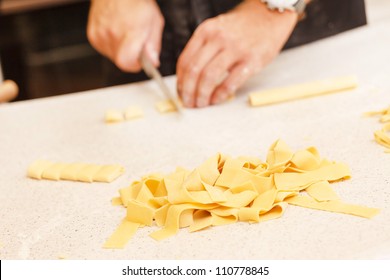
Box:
[105,0,366,86]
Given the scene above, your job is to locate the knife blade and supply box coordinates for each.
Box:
[140,51,182,113]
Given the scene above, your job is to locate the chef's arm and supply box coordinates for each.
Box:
[87,0,164,72]
[177,0,299,108]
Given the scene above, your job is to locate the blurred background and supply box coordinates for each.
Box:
[0,0,386,102]
[0,0,104,101]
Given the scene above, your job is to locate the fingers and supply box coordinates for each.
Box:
[0,80,19,103]
[115,31,147,72]
[176,22,210,80]
[211,62,255,105]
[87,0,164,73]
[194,50,238,107]
[178,41,222,107]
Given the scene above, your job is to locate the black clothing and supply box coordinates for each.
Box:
[105,0,366,86]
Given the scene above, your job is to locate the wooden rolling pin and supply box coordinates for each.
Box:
[0,80,19,103]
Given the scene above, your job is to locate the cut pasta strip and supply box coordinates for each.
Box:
[103,219,140,249]
[27,160,124,183]
[124,106,144,120]
[27,160,54,180]
[60,163,88,181]
[305,181,339,202]
[41,163,67,181]
[374,123,390,149]
[155,99,177,113]
[94,165,125,183]
[366,105,390,152]
[285,196,379,219]
[105,109,124,123]
[249,75,358,107]
[105,106,144,123]
[274,163,351,191]
[104,139,378,248]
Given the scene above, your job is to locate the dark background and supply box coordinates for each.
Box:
[0,0,105,101]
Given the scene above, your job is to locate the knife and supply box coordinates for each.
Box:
[140,51,182,113]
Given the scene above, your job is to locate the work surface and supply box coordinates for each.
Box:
[1,3,390,260]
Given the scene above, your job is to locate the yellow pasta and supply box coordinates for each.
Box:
[155,99,177,113]
[41,163,68,181]
[27,160,54,180]
[105,109,124,123]
[366,105,390,152]
[104,140,379,249]
[105,106,144,123]
[285,196,379,218]
[249,76,358,107]
[305,181,339,202]
[124,106,144,120]
[27,160,124,183]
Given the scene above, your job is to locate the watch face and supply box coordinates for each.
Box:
[267,0,298,9]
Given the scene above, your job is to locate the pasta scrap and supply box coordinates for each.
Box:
[155,99,177,113]
[366,105,390,152]
[104,140,379,249]
[27,160,124,183]
[124,106,144,120]
[105,109,124,123]
[105,106,144,123]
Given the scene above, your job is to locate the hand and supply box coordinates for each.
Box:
[176,0,298,108]
[87,0,164,72]
[0,80,18,103]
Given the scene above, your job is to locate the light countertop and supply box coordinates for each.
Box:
[0,0,389,260]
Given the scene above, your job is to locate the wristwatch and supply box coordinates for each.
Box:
[261,0,307,15]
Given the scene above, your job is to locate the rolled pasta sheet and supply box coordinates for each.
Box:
[27,160,125,183]
[41,163,68,181]
[27,160,54,179]
[249,75,358,107]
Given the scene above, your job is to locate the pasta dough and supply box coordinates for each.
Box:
[105,110,124,123]
[124,106,144,120]
[28,160,124,183]
[155,99,177,113]
[103,140,379,249]
[105,106,144,123]
[366,105,390,152]
[249,75,358,107]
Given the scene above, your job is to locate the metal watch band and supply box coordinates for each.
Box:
[261,0,307,15]
[293,0,307,15]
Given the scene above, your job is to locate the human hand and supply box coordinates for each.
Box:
[176,0,298,108]
[0,80,18,103]
[87,0,164,72]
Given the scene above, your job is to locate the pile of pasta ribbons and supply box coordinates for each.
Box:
[104,140,379,249]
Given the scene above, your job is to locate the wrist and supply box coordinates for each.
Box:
[260,0,309,15]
